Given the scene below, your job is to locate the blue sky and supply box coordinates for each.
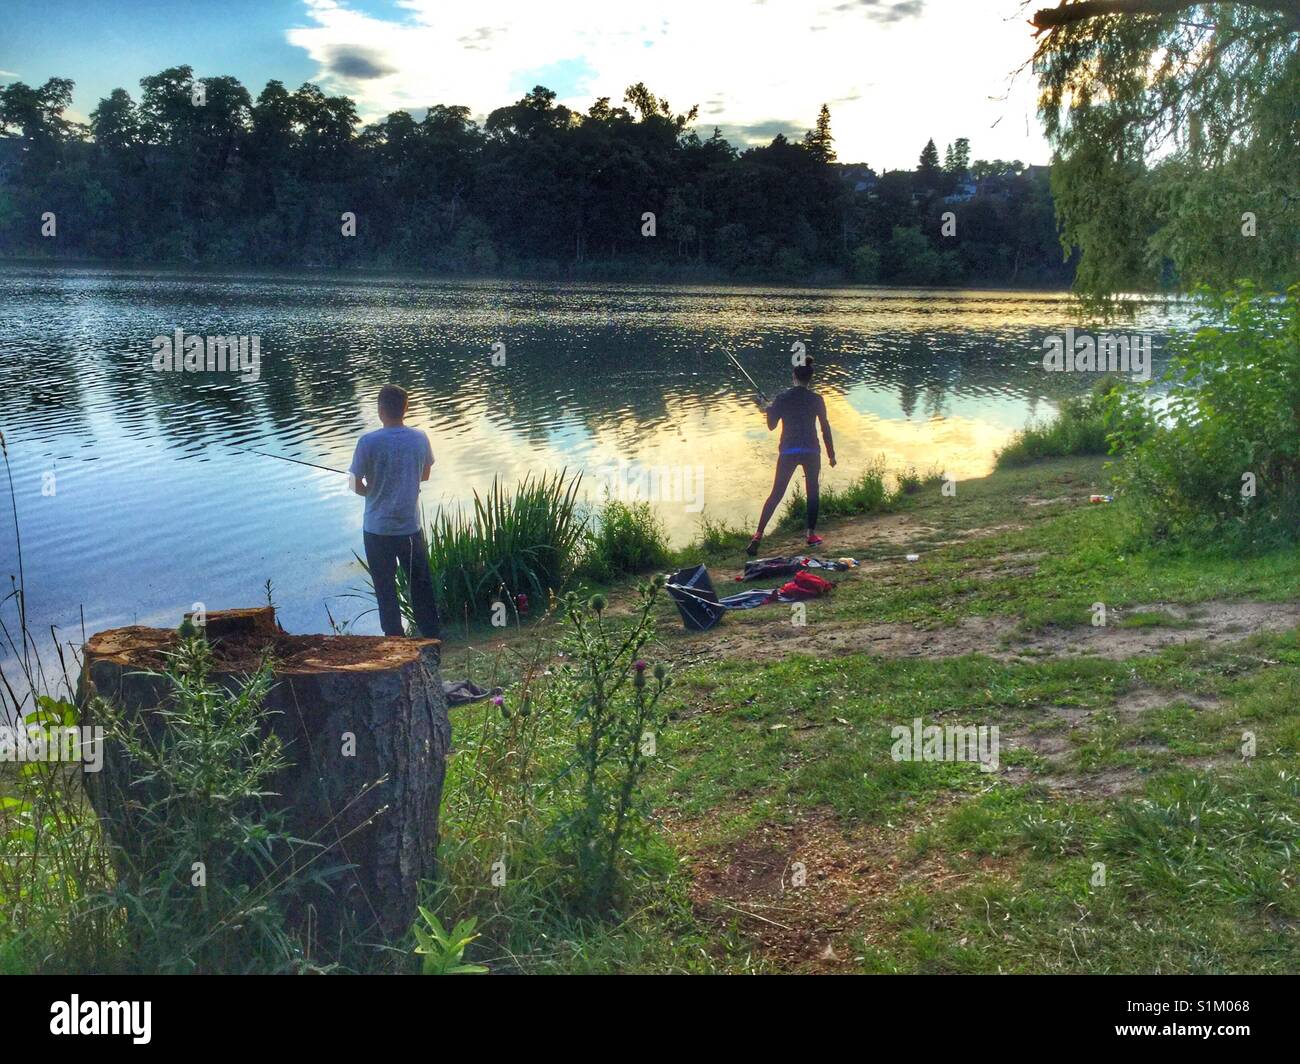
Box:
[1,0,1052,171]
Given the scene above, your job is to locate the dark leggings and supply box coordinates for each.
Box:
[756,451,821,537]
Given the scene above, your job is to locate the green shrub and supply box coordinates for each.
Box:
[995,377,1133,469]
[690,513,752,557]
[422,581,674,952]
[579,498,670,582]
[1,697,115,973]
[1109,283,1300,549]
[781,456,892,527]
[412,909,488,975]
[897,465,945,495]
[359,470,587,627]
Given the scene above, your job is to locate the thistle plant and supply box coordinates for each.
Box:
[549,577,671,912]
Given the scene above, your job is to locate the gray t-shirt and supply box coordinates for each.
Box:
[349,426,434,536]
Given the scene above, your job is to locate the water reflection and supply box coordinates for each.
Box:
[0,265,1190,649]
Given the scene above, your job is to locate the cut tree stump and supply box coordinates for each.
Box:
[79,606,449,949]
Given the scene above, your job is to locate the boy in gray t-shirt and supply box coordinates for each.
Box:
[350,384,441,638]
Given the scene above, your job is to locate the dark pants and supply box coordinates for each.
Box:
[756,451,821,536]
[363,530,441,638]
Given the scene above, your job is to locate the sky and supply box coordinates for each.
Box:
[1,0,1051,171]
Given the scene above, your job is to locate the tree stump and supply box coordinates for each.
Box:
[79,606,449,949]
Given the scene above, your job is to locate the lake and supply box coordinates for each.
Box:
[0,264,1189,665]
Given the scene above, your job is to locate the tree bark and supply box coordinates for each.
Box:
[79,607,450,950]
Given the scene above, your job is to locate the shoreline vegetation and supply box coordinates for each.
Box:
[0,73,1073,289]
[3,282,1297,973]
[0,254,1082,292]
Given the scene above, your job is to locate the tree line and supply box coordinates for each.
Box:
[0,69,1074,286]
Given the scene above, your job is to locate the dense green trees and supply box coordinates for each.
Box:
[1030,0,1298,298]
[0,69,1071,285]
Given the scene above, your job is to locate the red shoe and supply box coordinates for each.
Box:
[806,533,824,547]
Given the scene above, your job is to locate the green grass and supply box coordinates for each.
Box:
[994,383,1115,469]
[650,630,1300,972]
[684,513,753,558]
[867,762,1300,973]
[808,473,1300,631]
[780,456,945,530]
[578,498,671,582]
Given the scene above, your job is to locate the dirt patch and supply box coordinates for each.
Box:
[747,512,944,560]
[1000,686,1231,797]
[694,614,1020,663]
[674,799,1012,972]
[677,809,914,971]
[1114,688,1222,718]
[1015,601,1300,660]
[683,599,1300,666]
[955,522,1026,539]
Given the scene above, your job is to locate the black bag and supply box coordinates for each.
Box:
[741,555,851,581]
[741,556,806,581]
[665,564,726,631]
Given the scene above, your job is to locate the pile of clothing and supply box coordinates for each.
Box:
[738,555,857,582]
[664,556,858,632]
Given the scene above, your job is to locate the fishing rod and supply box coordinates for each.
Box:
[720,348,768,404]
[242,449,349,476]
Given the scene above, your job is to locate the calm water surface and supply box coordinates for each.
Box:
[0,264,1189,667]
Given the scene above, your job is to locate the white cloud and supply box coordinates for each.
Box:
[286,0,1049,170]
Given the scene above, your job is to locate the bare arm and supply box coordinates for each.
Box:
[349,441,367,495]
[818,397,836,466]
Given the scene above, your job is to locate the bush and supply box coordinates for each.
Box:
[851,244,881,283]
[1110,283,1299,549]
[897,465,944,495]
[1,696,114,973]
[781,456,892,528]
[419,581,674,961]
[360,471,587,627]
[579,499,670,582]
[994,377,1133,468]
[690,513,752,556]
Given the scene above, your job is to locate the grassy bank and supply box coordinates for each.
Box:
[416,451,1300,973]
[6,453,1299,973]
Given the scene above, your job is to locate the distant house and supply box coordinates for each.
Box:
[835,162,879,194]
[974,175,1012,198]
[943,177,977,204]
